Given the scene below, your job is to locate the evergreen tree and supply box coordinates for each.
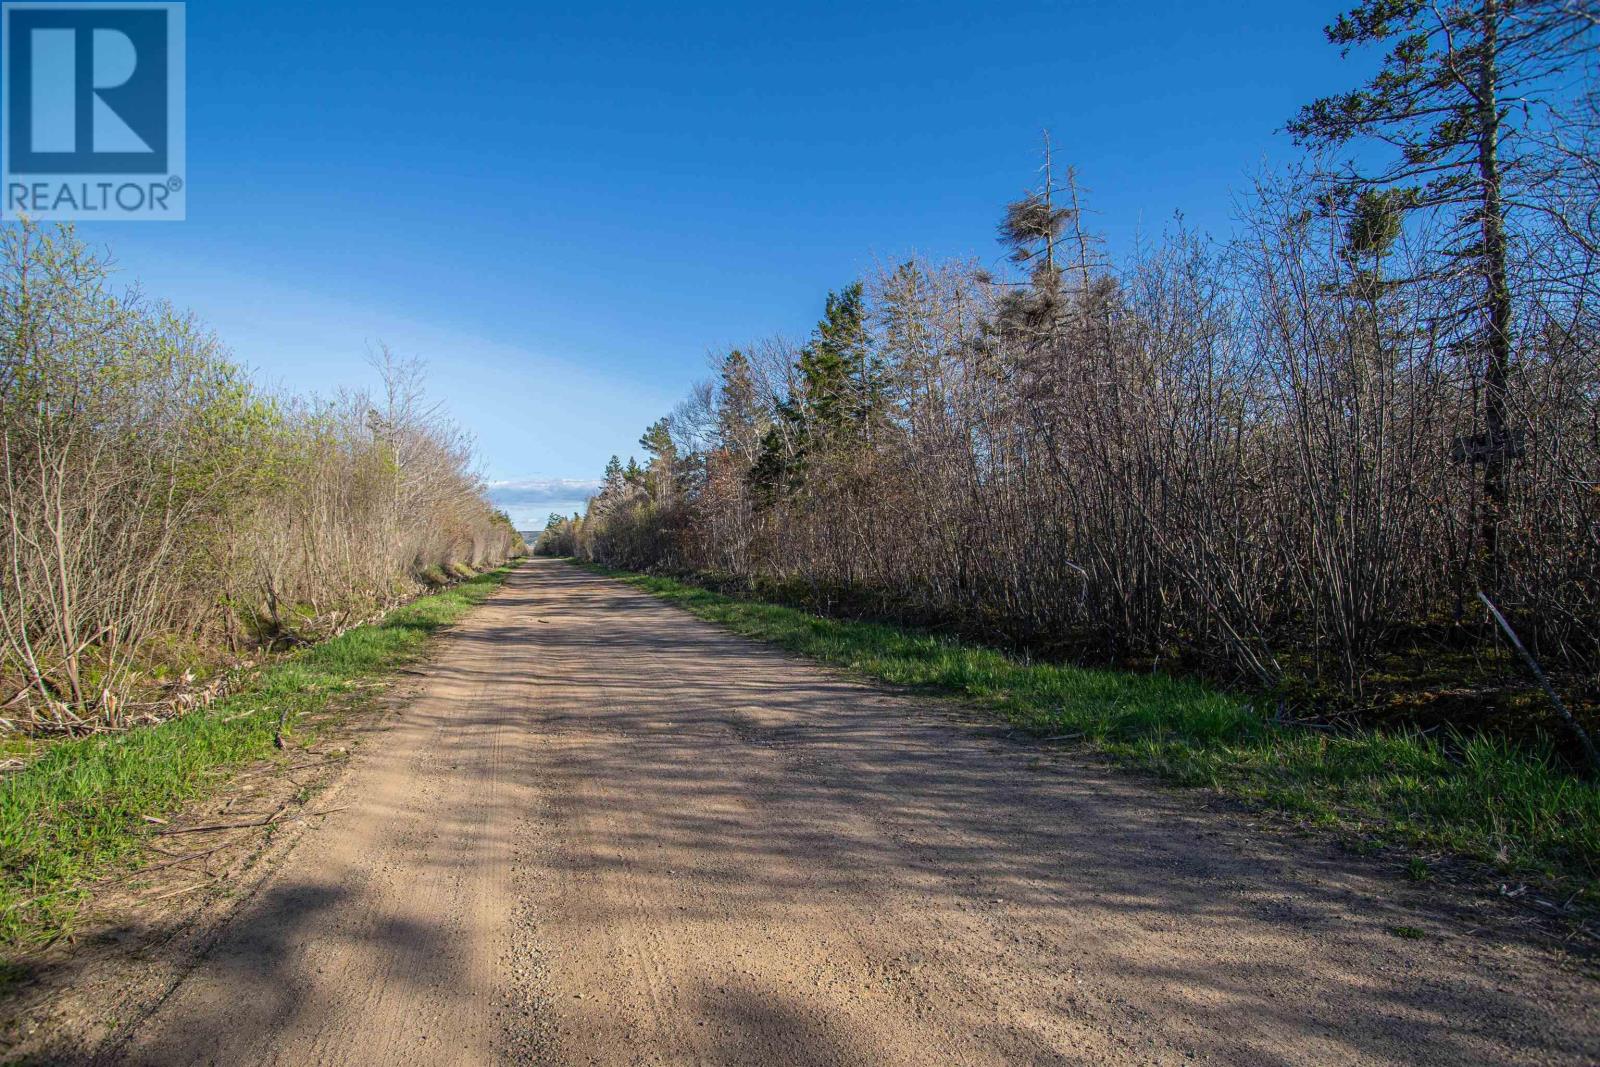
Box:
[639,418,675,463]
[1340,187,1405,294]
[638,417,678,500]
[748,283,885,506]
[591,454,629,516]
[794,286,861,440]
[747,419,796,509]
[797,282,888,442]
[1288,0,1598,578]
[878,262,937,426]
[1335,187,1414,371]
[716,349,763,462]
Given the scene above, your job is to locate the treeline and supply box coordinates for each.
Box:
[547,0,1600,724]
[1,223,523,734]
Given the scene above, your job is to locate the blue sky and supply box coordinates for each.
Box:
[59,0,1367,526]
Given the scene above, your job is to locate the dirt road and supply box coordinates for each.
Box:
[102,559,1595,1065]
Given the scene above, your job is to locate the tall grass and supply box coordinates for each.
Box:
[600,565,1600,898]
[0,567,510,948]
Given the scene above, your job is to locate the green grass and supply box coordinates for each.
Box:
[0,567,512,948]
[589,564,1600,900]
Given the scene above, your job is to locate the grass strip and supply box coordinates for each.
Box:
[0,566,512,948]
[587,563,1600,901]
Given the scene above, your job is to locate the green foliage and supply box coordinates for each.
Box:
[638,417,678,500]
[796,284,867,437]
[0,223,520,725]
[534,513,581,557]
[715,349,763,461]
[639,418,675,463]
[1343,187,1406,260]
[748,282,886,506]
[747,405,804,507]
[1287,0,1594,301]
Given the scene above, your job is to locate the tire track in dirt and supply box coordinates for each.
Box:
[98,580,541,1066]
[99,559,1597,1065]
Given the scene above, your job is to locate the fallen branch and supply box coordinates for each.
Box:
[1478,591,1600,777]
[126,842,234,875]
[140,878,221,904]
[154,804,289,837]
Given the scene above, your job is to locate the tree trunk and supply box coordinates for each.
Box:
[1477,0,1512,589]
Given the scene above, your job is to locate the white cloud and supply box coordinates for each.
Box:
[487,476,603,508]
